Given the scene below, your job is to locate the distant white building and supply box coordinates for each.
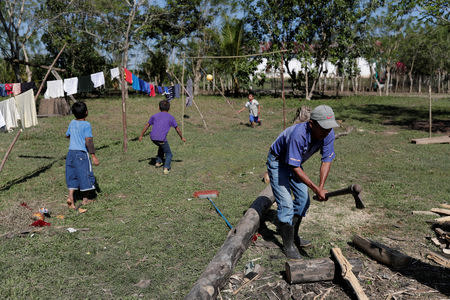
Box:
[256,57,372,78]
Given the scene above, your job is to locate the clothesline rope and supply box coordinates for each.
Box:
[186,49,289,59]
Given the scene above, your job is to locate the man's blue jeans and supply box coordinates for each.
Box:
[266,152,310,225]
[152,140,173,169]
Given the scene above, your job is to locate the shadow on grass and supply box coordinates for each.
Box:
[138,157,183,165]
[18,155,55,159]
[339,104,450,133]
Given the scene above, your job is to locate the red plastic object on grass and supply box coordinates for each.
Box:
[30,220,51,227]
[193,190,219,198]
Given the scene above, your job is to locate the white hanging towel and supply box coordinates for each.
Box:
[0,109,5,129]
[110,67,120,80]
[91,72,105,88]
[14,89,38,128]
[0,97,20,131]
[44,80,64,99]
[63,77,78,95]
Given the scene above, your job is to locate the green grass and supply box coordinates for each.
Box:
[0,94,449,298]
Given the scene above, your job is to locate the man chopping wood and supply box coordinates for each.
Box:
[267,105,339,259]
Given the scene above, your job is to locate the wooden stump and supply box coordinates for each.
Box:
[286,257,363,284]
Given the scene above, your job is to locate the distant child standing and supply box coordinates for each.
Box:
[237,93,261,127]
[139,100,186,175]
[65,102,99,213]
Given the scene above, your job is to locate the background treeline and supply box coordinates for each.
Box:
[0,0,448,98]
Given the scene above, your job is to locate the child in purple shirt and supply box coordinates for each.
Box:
[139,100,186,174]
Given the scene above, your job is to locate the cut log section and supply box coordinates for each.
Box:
[430,208,450,216]
[434,216,450,224]
[439,204,450,210]
[426,251,450,268]
[331,248,369,300]
[285,257,363,284]
[412,210,440,216]
[185,185,275,300]
[352,235,412,269]
[411,135,450,144]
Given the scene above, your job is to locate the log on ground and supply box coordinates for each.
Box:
[352,235,412,269]
[286,257,363,284]
[185,185,275,300]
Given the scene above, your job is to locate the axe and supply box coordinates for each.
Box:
[313,184,365,209]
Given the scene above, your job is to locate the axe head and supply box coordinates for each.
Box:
[350,184,365,209]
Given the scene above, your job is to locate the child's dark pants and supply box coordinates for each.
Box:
[152,140,172,169]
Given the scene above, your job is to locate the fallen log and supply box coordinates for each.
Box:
[412,210,440,216]
[426,251,450,268]
[285,257,363,284]
[439,204,450,210]
[352,235,412,269]
[331,248,369,300]
[185,185,275,300]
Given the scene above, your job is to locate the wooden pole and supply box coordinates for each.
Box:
[34,44,67,102]
[181,54,186,138]
[185,185,274,299]
[168,70,208,130]
[280,52,286,129]
[331,248,369,300]
[0,129,22,173]
[429,85,432,138]
[120,67,128,153]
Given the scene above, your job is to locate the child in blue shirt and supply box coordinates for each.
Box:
[65,102,99,212]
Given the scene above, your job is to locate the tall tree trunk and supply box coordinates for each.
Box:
[193,55,203,96]
[385,66,391,96]
[22,45,32,82]
[304,65,309,100]
[395,71,399,93]
[437,70,441,94]
[418,75,422,94]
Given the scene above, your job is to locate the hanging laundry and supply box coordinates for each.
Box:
[163,86,169,94]
[0,97,20,131]
[0,84,7,97]
[138,78,146,92]
[5,83,13,95]
[20,82,36,93]
[14,89,38,128]
[91,72,105,88]
[174,84,180,98]
[124,68,132,84]
[157,86,163,94]
[186,78,193,107]
[64,77,78,95]
[44,80,64,99]
[150,84,155,97]
[132,74,140,91]
[78,76,94,93]
[12,83,21,96]
[110,67,120,80]
[165,86,175,102]
[0,109,5,129]
[142,81,150,95]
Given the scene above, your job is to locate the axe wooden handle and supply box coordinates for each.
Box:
[312,184,365,209]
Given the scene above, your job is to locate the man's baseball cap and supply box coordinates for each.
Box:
[310,105,339,129]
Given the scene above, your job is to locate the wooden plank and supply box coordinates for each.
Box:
[285,257,363,284]
[411,135,450,144]
[412,210,440,216]
[431,208,450,216]
[331,248,369,300]
[435,216,450,223]
[440,204,450,209]
[426,251,450,268]
[352,235,412,268]
[185,185,275,300]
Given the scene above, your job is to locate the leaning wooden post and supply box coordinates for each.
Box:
[185,185,274,299]
[181,54,186,138]
[34,43,67,102]
[0,129,22,173]
[429,85,432,138]
[280,51,286,129]
[331,248,369,300]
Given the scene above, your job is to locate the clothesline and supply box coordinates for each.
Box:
[186,49,289,59]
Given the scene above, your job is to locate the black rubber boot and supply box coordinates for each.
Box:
[279,222,302,259]
[293,215,312,248]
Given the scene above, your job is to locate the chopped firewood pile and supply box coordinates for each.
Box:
[421,203,450,267]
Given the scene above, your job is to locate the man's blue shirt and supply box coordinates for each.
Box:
[270,122,335,167]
